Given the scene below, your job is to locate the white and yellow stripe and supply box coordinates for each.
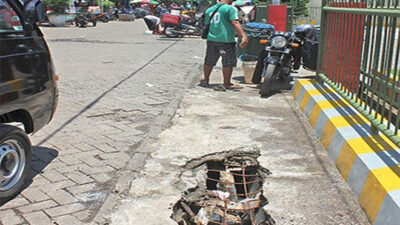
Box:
[293,79,400,225]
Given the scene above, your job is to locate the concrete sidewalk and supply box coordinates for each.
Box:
[109,66,371,225]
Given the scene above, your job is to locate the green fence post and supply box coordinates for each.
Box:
[316,0,328,84]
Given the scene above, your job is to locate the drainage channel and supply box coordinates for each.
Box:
[172,150,275,225]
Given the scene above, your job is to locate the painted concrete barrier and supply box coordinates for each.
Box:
[292,79,400,225]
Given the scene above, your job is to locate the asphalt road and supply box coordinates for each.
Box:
[0,21,205,224]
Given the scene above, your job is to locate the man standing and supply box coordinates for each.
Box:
[202,0,248,90]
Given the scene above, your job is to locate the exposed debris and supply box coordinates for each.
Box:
[172,150,275,225]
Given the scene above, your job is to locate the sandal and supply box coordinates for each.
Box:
[224,84,243,90]
[213,85,226,92]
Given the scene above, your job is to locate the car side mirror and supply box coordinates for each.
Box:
[24,0,46,24]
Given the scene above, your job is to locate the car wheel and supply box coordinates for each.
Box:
[0,125,31,200]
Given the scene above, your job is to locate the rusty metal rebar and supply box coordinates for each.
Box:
[242,164,255,225]
[187,163,263,225]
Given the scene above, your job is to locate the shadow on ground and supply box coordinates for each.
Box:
[28,146,59,183]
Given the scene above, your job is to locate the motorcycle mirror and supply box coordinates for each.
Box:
[260,39,268,44]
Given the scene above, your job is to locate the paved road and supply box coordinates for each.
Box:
[0,21,205,224]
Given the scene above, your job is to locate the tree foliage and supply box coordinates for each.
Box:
[43,0,70,13]
[282,0,310,17]
[96,0,116,8]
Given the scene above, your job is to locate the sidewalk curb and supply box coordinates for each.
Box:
[293,79,400,225]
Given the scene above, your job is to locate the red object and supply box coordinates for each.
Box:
[267,5,287,32]
[161,14,180,25]
[321,2,366,93]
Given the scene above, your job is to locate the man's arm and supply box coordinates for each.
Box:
[231,20,248,48]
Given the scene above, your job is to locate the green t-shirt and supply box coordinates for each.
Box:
[205,3,239,43]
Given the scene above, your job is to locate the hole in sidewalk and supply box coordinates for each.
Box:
[171,149,275,225]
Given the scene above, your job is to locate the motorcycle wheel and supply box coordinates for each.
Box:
[259,64,276,96]
[93,20,97,27]
[103,17,109,23]
[74,17,79,27]
[79,21,87,28]
[164,27,180,38]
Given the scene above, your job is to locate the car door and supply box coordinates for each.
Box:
[0,0,54,132]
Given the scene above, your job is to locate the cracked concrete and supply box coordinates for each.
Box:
[108,67,371,225]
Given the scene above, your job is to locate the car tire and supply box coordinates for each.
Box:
[0,125,31,201]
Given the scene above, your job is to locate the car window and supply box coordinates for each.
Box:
[0,0,23,32]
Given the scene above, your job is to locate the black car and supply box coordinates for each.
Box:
[0,0,58,200]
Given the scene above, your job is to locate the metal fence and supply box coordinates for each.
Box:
[317,0,400,145]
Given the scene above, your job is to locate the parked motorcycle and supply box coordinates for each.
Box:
[162,13,204,38]
[74,12,97,28]
[252,24,319,96]
[93,13,110,23]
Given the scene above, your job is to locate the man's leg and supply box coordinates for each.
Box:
[203,64,213,84]
[221,43,242,89]
[203,42,219,85]
[222,66,233,88]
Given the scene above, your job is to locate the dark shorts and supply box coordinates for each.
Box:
[204,41,237,67]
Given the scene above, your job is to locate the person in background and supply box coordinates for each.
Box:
[201,0,248,90]
[185,1,191,10]
[143,15,162,34]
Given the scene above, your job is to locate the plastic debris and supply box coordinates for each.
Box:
[212,190,230,200]
[217,171,238,201]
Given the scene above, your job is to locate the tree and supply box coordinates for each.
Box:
[282,0,310,17]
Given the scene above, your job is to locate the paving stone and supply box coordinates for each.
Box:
[101,152,130,161]
[105,159,126,169]
[41,169,67,182]
[83,157,107,167]
[58,154,83,165]
[53,215,83,225]
[42,161,67,171]
[0,197,30,210]
[35,153,57,163]
[71,150,103,160]
[0,209,24,225]
[93,144,117,153]
[123,129,144,136]
[17,200,58,214]
[56,164,90,174]
[74,143,96,151]
[30,175,51,187]
[57,148,82,156]
[47,189,78,205]
[23,211,52,225]
[21,23,204,224]
[79,165,114,175]
[45,203,85,217]
[66,183,96,195]
[73,209,92,221]
[31,161,50,174]
[90,173,112,183]
[21,187,50,203]
[64,171,94,184]
[36,180,76,193]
